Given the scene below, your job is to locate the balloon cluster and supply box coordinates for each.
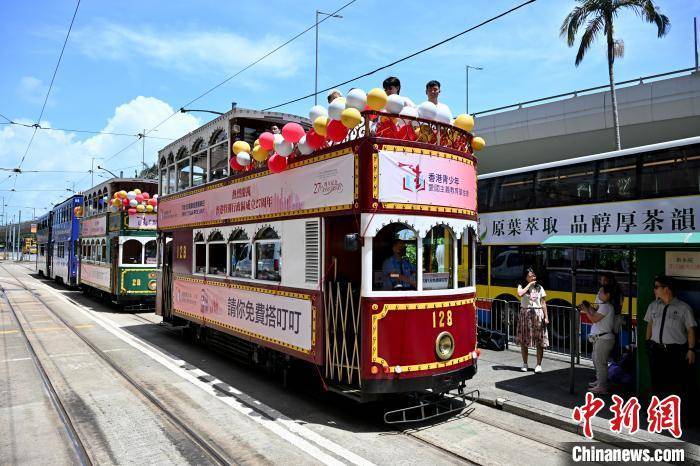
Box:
[108,189,159,216]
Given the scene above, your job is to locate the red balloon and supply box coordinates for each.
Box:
[230,157,243,171]
[135,194,144,203]
[326,119,349,142]
[259,132,275,151]
[305,129,326,149]
[142,192,150,199]
[282,123,305,143]
[268,153,288,173]
[128,208,137,215]
[148,198,157,206]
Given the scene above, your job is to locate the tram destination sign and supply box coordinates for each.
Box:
[479,195,699,245]
[158,152,355,229]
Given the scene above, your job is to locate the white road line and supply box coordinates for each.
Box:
[0,357,32,363]
[22,271,375,466]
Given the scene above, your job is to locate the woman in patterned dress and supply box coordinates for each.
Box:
[516,268,549,373]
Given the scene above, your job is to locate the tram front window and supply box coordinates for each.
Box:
[373,224,417,291]
[122,240,142,265]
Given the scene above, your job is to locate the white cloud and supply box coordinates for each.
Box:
[72,22,304,79]
[0,96,200,217]
[16,76,52,105]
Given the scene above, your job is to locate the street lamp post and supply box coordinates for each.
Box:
[465,65,483,114]
[97,165,119,179]
[315,10,343,105]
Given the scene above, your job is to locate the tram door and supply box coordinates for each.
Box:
[156,234,173,318]
[110,238,119,294]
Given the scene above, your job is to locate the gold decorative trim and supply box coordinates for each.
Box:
[120,268,158,294]
[372,153,379,199]
[380,145,475,165]
[371,298,475,373]
[173,275,317,353]
[381,203,476,216]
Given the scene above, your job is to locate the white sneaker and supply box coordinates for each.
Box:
[534,365,542,373]
[521,364,528,372]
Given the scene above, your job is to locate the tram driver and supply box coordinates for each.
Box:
[382,239,417,290]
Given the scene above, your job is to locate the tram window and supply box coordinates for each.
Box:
[168,165,177,194]
[423,225,454,290]
[122,240,143,265]
[229,230,251,278]
[159,169,167,195]
[96,240,102,262]
[101,240,107,263]
[457,228,476,288]
[207,232,226,275]
[144,240,157,264]
[192,151,207,186]
[177,149,191,191]
[194,233,206,274]
[209,142,229,181]
[373,223,417,291]
[255,228,281,281]
[641,148,700,198]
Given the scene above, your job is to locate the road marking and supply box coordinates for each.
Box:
[0,357,31,363]
[19,269,375,466]
[0,329,19,334]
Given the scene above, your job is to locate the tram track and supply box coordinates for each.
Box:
[0,263,233,466]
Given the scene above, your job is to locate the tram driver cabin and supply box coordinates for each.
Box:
[155,107,481,403]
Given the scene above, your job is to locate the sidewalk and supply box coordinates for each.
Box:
[471,347,700,459]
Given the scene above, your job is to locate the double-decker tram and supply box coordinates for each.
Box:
[78,178,159,307]
[156,104,483,421]
[49,194,83,286]
[36,211,52,276]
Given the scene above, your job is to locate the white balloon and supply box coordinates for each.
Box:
[126,191,137,200]
[345,88,367,111]
[129,199,138,207]
[236,152,252,166]
[309,105,328,123]
[274,140,294,157]
[297,135,314,155]
[436,105,452,124]
[398,106,419,128]
[273,133,284,145]
[153,194,159,200]
[418,101,438,120]
[385,94,405,114]
[328,97,346,121]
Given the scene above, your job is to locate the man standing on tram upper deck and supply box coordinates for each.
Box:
[425,80,452,120]
[382,77,415,107]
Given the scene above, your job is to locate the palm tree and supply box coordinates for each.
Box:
[561,0,670,150]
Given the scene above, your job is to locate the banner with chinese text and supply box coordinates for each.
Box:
[479,195,699,245]
[128,213,157,230]
[81,216,107,237]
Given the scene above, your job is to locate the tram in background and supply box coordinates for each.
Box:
[476,136,700,325]
[78,178,159,307]
[155,106,481,419]
[48,194,84,286]
[36,211,52,276]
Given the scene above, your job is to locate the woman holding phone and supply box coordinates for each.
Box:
[579,276,616,394]
[516,268,549,373]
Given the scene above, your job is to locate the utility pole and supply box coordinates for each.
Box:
[695,17,699,72]
[17,210,21,261]
[142,129,146,176]
[465,65,483,114]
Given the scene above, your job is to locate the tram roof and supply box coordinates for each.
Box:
[83,177,158,193]
[478,134,700,180]
[158,107,308,159]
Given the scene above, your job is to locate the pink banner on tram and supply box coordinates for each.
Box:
[377,150,476,211]
[172,277,314,353]
[81,216,107,237]
[158,153,355,229]
[128,213,157,230]
[80,263,111,291]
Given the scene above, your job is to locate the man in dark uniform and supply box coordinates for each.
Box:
[645,275,696,405]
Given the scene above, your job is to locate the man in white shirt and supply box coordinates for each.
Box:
[382,76,415,108]
[425,80,452,120]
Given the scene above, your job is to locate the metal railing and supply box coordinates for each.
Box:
[475,298,636,361]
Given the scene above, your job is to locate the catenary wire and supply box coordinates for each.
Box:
[263,0,537,110]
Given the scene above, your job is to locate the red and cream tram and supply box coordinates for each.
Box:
[156,104,482,421]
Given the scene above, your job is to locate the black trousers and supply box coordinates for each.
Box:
[647,341,693,426]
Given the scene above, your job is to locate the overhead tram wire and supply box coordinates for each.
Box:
[1,120,176,140]
[263,0,537,111]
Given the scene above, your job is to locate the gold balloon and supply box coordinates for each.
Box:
[134,188,142,195]
[471,136,486,151]
[340,108,362,129]
[136,204,146,212]
[232,140,251,155]
[313,116,329,136]
[113,198,122,207]
[367,88,388,111]
[252,144,270,162]
[146,204,154,212]
[453,114,475,132]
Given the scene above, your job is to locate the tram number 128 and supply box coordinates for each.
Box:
[432,310,453,328]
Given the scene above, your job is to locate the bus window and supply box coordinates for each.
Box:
[373,223,417,291]
[423,225,454,290]
[475,245,488,285]
[255,228,281,281]
[208,232,226,275]
[597,156,636,201]
[122,240,143,265]
[641,147,700,198]
[493,173,534,211]
[536,163,594,207]
[144,240,157,264]
[229,230,251,278]
[194,233,206,274]
[490,246,542,288]
[477,178,492,212]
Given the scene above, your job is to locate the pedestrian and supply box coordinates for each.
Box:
[578,277,616,394]
[516,268,549,373]
[644,275,696,401]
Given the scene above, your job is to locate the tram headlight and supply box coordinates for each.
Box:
[435,331,455,361]
[148,280,157,291]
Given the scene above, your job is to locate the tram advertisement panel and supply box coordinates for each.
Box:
[81,216,107,237]
[172,277,314,355]
[80,262,111,291]
[127,213,157,230]
[377,149,476,211]
[158,152,355,229]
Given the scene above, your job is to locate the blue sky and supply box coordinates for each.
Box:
[0,0,697,221]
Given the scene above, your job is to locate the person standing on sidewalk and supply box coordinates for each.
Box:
[579,279,616,394]
[516,268,549,373]
[644,275,696,400]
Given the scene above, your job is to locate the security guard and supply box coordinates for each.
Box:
[644,275,696,402]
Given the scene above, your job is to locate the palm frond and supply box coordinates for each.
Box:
[613,0,670,36]
[575,15,606,66]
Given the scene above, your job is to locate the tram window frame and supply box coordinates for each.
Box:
[372,223,418,292]
[422,225,455,290]
[457,228,477,288]
[96,239,102,262]
[228,230,252,279]
[193,233,206,275]
[207,232,227,276]
[192,145,208,187]
[209,140,229,182]
[254,227,281,282]
[144,240,157,264]
[176,148,191,191]
[121,239,143,265]
[102,240,108,264]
